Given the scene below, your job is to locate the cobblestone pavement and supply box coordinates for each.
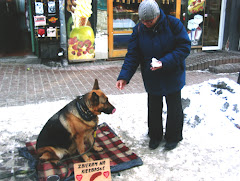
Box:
[0,60,239,107]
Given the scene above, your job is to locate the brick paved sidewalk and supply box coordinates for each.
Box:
[0,62,239,107]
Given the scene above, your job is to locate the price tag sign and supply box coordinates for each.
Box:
[74,159,112,181]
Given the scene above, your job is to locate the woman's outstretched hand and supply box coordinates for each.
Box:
[116,80,127,90]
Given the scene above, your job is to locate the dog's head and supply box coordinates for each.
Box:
[85,79,116,115]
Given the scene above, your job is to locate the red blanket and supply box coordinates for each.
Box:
[25,122,143,181]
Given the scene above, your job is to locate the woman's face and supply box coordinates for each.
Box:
[141,15,160,28]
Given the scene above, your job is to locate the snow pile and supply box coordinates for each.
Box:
[0,78,240,180]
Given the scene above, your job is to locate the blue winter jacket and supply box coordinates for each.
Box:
[117,9,191,96]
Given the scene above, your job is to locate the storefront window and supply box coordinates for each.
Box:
[158,0,177,17]
[181,0,223,48]
[181,0,206,47]
[180,0,188,27]
[113,2,139,31]
[112,0,177,50]
[98,0,107,10]
[113,1,139,49]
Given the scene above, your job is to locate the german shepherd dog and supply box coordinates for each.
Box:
[36,79,116,163]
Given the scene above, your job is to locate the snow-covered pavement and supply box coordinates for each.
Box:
[0,78,240,181]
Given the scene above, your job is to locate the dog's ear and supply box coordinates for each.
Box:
[91,92,99,106]
[93,79,100,90]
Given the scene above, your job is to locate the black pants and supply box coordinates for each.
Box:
[237,72,240,84]
[148,91,183,142]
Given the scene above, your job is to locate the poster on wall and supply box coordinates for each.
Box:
[187,0,205,46]
[66,0,95,62]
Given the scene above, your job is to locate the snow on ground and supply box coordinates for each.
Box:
[0,78,240,181]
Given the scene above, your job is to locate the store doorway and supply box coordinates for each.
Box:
[0,0,32,57]
[202,0,226,50]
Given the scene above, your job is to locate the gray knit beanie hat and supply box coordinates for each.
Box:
[138,0,160,21]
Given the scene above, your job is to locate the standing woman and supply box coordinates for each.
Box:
[116,0,191,150]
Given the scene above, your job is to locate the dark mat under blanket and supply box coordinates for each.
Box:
[19,122,143,181]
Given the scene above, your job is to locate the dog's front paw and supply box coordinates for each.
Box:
[87,157,94,162]
[93,145,103,152]
[82,155,94,162]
